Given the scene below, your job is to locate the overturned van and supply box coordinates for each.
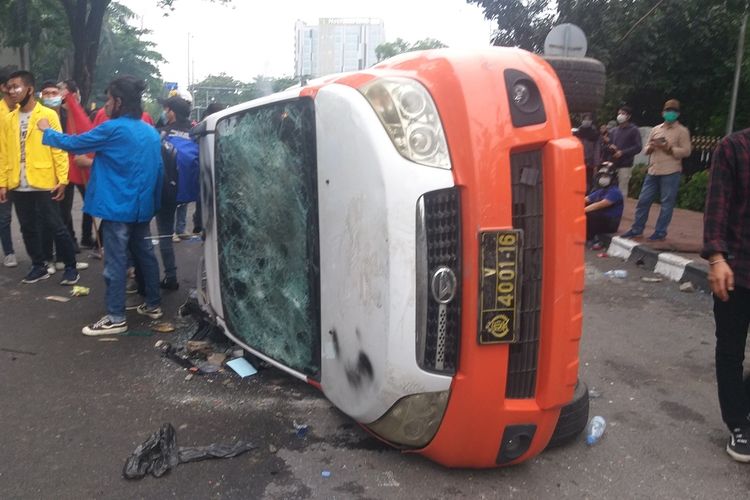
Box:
[194,48,605,467]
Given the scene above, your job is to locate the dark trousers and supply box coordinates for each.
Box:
[42,184,93,259]
[193,199,202,232]
[586,211,621,241]
[0,198,13,256]
[714,287,750,429]
[155,200,177,280]
[74,184,93,244]
[11,190,76,269]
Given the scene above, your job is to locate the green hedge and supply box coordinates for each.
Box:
[626,164,708,212]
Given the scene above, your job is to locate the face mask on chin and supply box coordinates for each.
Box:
[19,89,32,108]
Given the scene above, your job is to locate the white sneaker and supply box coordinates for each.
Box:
[57,261,87,270]
[172,233,181,243]
[3,254,17,267]
[46,262,56,275]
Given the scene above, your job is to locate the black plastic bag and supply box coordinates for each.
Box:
[123,423,255,479]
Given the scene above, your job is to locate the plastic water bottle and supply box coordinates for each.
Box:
[585,416,606,445]
[604,269,627,278]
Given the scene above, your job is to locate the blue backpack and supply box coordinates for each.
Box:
[162,135,200,204]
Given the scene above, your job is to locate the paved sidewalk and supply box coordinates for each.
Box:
[602,197,709,291]
[617,197,704,255]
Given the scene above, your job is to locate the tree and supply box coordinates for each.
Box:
[92,2,165,105]
[468,0,554,52]
[376,38,411,61]
[190,74,299,110]
[376,37,448,62]
[469,0,750,134]
[0,0,231,105]
[58,0,110,104]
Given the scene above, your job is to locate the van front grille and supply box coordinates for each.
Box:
[506,150,543,398]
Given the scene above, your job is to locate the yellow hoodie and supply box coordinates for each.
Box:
[0,102,68,190]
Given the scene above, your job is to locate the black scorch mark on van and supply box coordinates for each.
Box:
[345,352,374,389]
[329,328,340,358]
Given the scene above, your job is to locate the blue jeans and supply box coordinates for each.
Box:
[174,203,188,235]
[631,172,681,237]
[0,199,13,256]
[101,220,160,323]
[156,201,177,280]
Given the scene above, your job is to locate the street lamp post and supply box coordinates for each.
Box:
[727,6,748,136]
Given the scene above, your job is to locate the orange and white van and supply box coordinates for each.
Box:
[195,47,604,467]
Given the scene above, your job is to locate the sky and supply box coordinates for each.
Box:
[119,0,495,88]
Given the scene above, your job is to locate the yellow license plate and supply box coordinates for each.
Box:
[478,230,523,344]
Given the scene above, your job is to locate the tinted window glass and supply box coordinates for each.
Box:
[213,98,319,375]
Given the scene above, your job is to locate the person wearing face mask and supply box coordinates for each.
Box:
[608,106,643,198]
[574,112,602,190]
[39,80,92,262]
[584,163,624,250]
[38,75,163,335]
[621,99,691,242]
[0,70,79,285]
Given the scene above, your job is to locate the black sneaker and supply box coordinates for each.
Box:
[22,265,50,284]
[80,237,95,249]
[60,267,80,285]
[160,277,179,291]
[727,427,750,463]
[82,316,128,336]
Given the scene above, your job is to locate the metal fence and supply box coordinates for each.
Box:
[683,135,722,178]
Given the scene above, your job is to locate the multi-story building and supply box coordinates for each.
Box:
[295,18,385,79]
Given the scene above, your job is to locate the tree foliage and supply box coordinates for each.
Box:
[189,73,298,110]
[0,0,231,105]
[376,37,448,61]
[469,0,750,134]
[91,2,165,105]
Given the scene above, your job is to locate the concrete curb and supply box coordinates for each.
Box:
[600,235,710,292]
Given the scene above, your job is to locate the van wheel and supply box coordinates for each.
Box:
[546,381,589,449]
[543,57,606,113]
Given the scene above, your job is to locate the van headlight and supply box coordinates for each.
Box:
[366,391,449,448]
[360,78,450,169]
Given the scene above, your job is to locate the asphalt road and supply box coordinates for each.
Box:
[1,214,749,499]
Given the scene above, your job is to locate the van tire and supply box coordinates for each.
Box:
[546,381,589,449]
[543,57,606,113]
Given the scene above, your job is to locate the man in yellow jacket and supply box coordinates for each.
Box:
[0,70,79,284]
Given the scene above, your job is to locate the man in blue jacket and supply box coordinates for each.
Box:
[38,75,163,336]
[608,106,643,198]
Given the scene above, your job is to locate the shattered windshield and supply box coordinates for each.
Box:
[214,98,320,376]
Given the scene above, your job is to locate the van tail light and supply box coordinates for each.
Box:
[367,391,449,448]
[416,188,461,374]
[359,77,450,169]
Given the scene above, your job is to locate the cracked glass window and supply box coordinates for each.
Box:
[214,98,320,376]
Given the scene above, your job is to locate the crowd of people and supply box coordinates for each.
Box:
[577,99,692,249]
[0,68,225,336]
